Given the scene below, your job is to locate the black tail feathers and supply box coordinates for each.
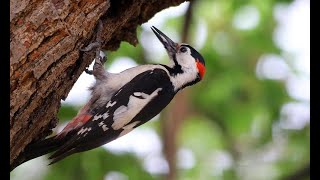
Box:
[11,136,62,171]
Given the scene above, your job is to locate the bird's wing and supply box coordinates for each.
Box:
[49,68,175,164]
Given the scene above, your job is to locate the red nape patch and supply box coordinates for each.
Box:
[196,60,206,80]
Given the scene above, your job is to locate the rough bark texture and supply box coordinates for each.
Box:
[10,0,187,168]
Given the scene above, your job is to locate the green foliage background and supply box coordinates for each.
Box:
[11,0,309,179]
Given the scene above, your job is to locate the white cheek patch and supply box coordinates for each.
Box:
[111,88,162,130]
[170,61,199,91]
[119,121,140,137]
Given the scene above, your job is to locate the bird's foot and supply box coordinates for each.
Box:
[80,20,107,74]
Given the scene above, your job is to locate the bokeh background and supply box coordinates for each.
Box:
[11,0,310,179]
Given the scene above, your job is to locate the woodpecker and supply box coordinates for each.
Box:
[19,26,206,166]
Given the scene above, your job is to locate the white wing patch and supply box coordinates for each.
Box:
[111,88,162,130]
[102,125,108,131]
[93,112,109,121]
[111,105,130,130]
[133,92,143,97]
[115,88,123,96]
[93,114,103,121]
[98,121,104,127]
[133,92,149,98]
[98,121,109,131]
[119,121,140,137]
[114,105,128,116]
[78,127,92,135]
[103,112,109,119]
[106,101,117,108]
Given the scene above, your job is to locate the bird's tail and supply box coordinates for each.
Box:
[11,136,63,171]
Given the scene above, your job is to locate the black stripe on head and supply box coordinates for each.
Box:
[159,64,183,76]
[172,55,183,74]
[181,45,205,66]
[158,54,183,76]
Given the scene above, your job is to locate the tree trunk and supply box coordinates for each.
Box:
[10,0,186,169]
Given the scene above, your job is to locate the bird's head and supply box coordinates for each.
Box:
[151,26,206,83]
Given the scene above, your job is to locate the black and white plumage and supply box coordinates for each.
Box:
[19,26,206,165]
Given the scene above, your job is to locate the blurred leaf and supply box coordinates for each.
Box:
[57,105,79,122]
[44,148,153,180]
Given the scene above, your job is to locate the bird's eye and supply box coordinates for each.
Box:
[180,47,187,53]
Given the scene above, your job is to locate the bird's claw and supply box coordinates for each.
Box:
[80,42,101,52]
[81,20,108,75]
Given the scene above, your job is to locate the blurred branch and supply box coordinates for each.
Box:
[181,0,195,42]
[162,1,196,180]
[201,110,240,175]
[211,115,240,158]
[162,93,191,180]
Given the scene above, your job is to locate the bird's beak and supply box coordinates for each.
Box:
[151,26,178,59]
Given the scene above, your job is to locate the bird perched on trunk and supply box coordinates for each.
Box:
[16,23,206,167]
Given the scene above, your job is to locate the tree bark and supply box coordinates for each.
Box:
[10,0,187,169]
